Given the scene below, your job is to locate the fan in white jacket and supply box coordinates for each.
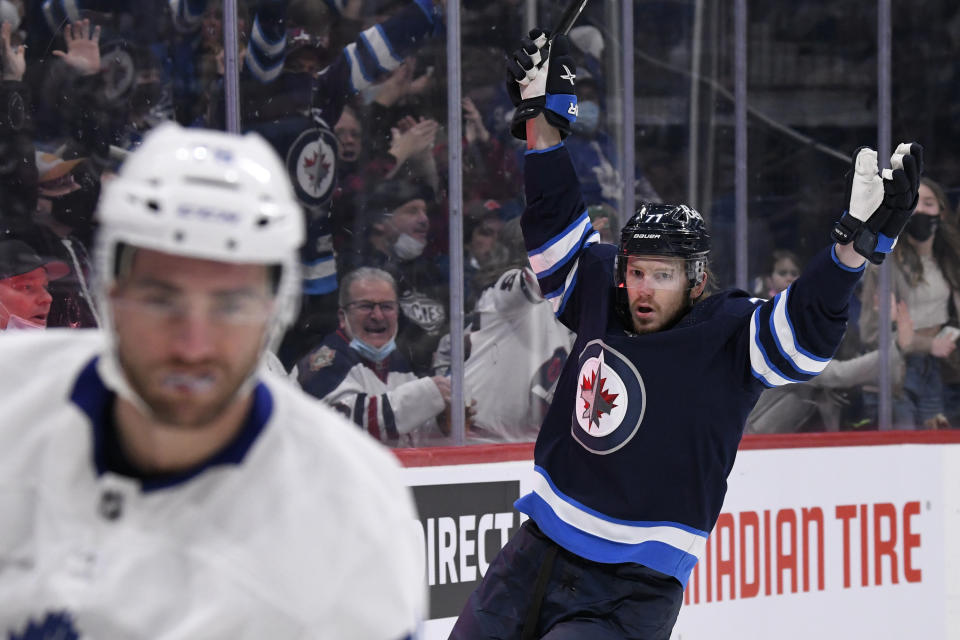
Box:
[297,267,451,447]
[0,125,424,640]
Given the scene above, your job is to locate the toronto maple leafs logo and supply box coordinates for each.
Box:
[572,340,645,454]
[8,611,81,640]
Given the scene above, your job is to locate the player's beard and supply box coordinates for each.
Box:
[630,291,693,334]
[118,350,261,428]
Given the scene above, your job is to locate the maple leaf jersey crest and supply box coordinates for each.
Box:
[572,340,646,454]
[580,362,619,428]
[8,611,80,640]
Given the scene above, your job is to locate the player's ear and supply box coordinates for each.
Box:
[690,272,707,301]
[337,307,348,331]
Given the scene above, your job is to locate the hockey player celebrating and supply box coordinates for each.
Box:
[0,124,424,639]
[450,32,924,639]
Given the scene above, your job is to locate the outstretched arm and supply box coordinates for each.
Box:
[507,33,598,330]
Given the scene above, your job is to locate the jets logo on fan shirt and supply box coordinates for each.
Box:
[572,339,646,454]
[286,122,338,208]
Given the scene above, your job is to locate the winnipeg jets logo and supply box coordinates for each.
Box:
[286,121,339,207]
[580,351,619,431]
[572,340,645,454]
[560,65,576,86]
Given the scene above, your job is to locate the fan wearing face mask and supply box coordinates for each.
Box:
[0,239,70,331]
[339,178,449,376]
[859,177,960,428]
[297,266,454,447]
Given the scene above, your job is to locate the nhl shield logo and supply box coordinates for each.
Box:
[287,124,338,208]
[572,339,646,454]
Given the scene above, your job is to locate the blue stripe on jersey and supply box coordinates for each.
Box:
[528,210,592,277]
[543,258,580,317]
[413,0,435,22]
[245,46,285,83]
[71,357,275,491]
[354,33,385,78]
[749,306,806,387]
[303,274,338,295]
[831,244,867,272]
[251,14,286,57]
[382,395,400,440]
[768,287,831,376]
[545,93,578,122]
[516,467,707,587]
[525,142,565,156]
[352,393,366,426]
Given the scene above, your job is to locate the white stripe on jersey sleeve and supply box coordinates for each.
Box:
[361,25,403,73]
[546,257,581,316]
[528,211,592,278]
[343,43,372,93]
[302,255,337,281]
[770,287,830,375]
[749,307,801,387]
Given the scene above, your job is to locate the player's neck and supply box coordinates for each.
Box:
[113,394,254,474]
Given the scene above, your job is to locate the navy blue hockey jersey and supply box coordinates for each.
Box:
[516,144,864,587]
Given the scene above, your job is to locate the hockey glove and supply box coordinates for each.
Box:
[831,143,924,264]
[506,30,578,140]
[856,143,924,264]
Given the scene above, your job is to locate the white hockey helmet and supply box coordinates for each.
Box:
[95,122,305,347]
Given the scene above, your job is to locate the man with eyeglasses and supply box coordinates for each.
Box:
[0,124,425,639]
[341,178,449,376]
[297,266,454,447]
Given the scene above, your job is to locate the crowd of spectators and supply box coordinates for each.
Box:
[1,0,959,444]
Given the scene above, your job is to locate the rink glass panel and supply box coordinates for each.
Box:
[9,1,960,444]
[744,0,881,435]
[1,4,223,330]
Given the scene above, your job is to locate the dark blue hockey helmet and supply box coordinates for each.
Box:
[615,202,711,290]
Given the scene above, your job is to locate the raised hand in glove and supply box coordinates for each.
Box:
[832,143,924,264]
[506,30,578,140]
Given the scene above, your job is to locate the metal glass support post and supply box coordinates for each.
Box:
[686,0,704,209]
[524,0,537,33]
[877,0,893,430]
[223,0,241,133]
[620,0,635,223]
[734,0,748,289]
[446,0,467,444]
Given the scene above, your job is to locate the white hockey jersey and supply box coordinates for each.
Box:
[296,331,446,448]
[0,330,425,640]
[453,267,574,442]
